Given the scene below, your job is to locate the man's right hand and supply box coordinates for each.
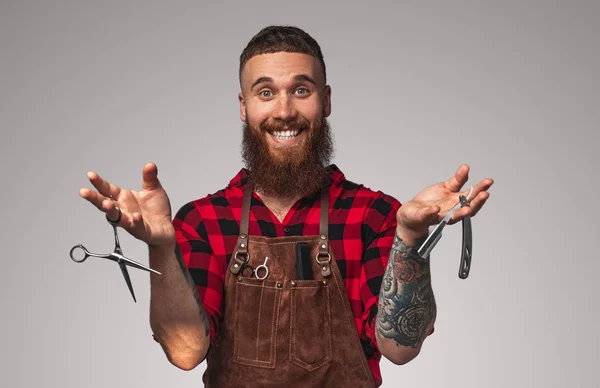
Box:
[79,162,176,248]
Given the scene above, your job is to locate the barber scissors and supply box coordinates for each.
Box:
[418,187,473,279]
[70,207,161,302]
[240,257,270,280]
[254,257,269,280]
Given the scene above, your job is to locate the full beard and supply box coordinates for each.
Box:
[241,114,334,199]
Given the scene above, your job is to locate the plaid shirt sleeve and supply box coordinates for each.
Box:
[360,192,401,353]
[172,201,224,347]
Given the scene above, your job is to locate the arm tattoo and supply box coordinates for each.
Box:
[376,232,437,348]
[174,245,211,338]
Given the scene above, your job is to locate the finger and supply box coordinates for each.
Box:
[131,211,143,224]
[466,178,494,202]
[124,211,150,240]
[447,206,472,225]
[466,191,490,217]
[398,203,439,229]
[142,162,161,190]
[87,171,122,199]
[447,191,490,224]
[79,187,112,211]
[100,197,122,222]
[444,164,470,192]
[80,186,138,222]
[101,199,144,231]
[417,205,441,225]
[80,188,125,223]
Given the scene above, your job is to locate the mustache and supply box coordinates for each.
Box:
[241,115,334,198]
[259,116,312,133]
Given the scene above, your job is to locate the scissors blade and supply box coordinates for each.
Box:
[418,219,446,258]
[417,186,473,259]
[111,253,162,275]
[441,201,462,223]
[418,201,461,259]
[119,262,137,303]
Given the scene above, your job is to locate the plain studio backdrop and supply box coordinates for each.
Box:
[1,1,598,387]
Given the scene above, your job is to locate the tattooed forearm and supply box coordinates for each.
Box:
[174,245,211,338]
[376,232,436,348]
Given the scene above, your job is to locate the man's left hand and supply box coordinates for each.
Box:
[396,164,494,246]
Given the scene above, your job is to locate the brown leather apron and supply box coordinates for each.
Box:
[203,182,377,387]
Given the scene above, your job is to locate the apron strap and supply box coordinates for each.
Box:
[229,178,253,275]
[318,186,332,277]
[240,177,252,237]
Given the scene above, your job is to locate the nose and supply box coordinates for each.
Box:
[273,94,297,121]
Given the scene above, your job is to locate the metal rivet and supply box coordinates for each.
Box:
[234,263,239,269]
[240,243,245,248]
[241,234,247,239]
[322,266,327,271]
[238,276,242,282]
[320,234,327,240]
[276,282,282,288]
[322,280,328,285]
[291,281,296,286]
[321,244,326,249]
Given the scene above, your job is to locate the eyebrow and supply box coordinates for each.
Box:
[250,74,318,90]
[293,74,317,86]
[251,76,272,90]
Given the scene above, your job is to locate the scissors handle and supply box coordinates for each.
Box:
[70,244,111,263]
[254,257,269,280]
[458,195,472,279]
[240,263,255,278]
[70,244,88,262]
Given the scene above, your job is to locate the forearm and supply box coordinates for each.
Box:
[149,243,210,370]
[375,229,437,365]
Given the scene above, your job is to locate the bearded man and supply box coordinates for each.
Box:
[79,25,493,387]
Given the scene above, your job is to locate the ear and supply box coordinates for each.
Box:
[238,92,246,122]
[323,85,332,117]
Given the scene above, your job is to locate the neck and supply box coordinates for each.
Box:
[255,190,302,223]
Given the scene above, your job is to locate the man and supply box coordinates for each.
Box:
[79,26,493,387]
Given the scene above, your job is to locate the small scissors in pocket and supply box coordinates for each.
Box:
[254,257,269,280]
[70,207,161,302]
[240,256,270,280]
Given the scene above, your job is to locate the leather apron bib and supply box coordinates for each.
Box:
[203,182,376,387]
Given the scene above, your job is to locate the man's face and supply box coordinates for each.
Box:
[239,52,333,198]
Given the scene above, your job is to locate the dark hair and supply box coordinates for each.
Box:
[239,25,327,85]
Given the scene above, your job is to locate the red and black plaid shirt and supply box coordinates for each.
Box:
[172,165,401,387]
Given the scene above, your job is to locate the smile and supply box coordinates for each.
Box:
[271,129,302,139]
[268,128,305,144]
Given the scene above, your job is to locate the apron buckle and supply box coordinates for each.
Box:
[230,249,249,275]
[316,252,331,277]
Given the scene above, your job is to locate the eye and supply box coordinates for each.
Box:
[295,87,309,95]
[260,90,273,98]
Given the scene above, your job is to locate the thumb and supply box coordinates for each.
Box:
[417,205,440,225]
[142,162,161,190]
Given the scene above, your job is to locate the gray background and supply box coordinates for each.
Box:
[1,0,598,387]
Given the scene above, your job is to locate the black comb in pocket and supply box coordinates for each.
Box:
[295,242,313,280]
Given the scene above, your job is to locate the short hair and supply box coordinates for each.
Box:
[239,25,327,85]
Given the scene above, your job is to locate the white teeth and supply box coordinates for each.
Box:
[272,130,299,139]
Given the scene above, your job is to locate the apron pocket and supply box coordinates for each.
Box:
[233,277,282,368]
[290,280,333,371]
